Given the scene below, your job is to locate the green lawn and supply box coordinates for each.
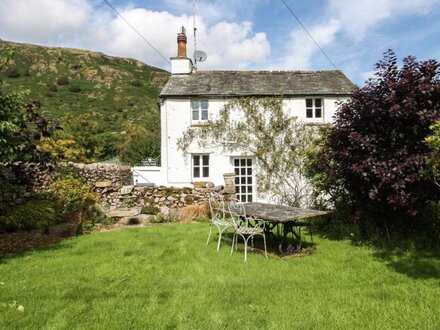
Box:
[1,223,439,329]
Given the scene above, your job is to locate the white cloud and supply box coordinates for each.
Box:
[0,0,271,71]
[273,19,340,70]
[328,0,439,41]
[163,0,265,23]
[361,70,376,82]
[0,0,91,44]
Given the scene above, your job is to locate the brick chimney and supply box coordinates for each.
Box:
[171,26,193,75]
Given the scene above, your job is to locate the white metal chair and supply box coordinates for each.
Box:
[206,193,234,251]
[227,198,268,261]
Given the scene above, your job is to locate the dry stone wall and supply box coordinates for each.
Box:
[1,162,226,220]
[0,162,132,213]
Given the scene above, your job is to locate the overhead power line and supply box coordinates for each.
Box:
[102,0,171,65]
[280,0,338,70]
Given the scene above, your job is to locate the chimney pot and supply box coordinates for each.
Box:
[177,26,187,58]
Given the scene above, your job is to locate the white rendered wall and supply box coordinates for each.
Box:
[159,96,349,195]
[132,166,162,185]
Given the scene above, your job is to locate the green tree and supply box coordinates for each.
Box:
[178,97,317,206]
[118,123,160,166]
[425,121,440,187]
[0,49,53,162]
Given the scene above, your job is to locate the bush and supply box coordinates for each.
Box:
[0,200,57,232]
[141,205,159,215]
[69,85,81,93]
[51,176,97,225]
[314,50,440,220]
[130,80,143,87]
[48,84,58,92]
[56,76,69,86]
[118,122,160,166]
[4,66,20,78]
[23,68,31,77]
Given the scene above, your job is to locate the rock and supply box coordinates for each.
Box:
[110,208,140,218]
[95,180,113,188]
[48,223,80,237]
[169,208,181,220]
[160,206,170,218]
[120,185,134,195]
[206,182,215,189]
[212,185,223,192]
[136,214,155,224]
[193,181,209,188]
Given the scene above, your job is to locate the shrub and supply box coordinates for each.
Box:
[118,123,160,166]
[0,200,57,232]
[51,176,97,225]
[425,121,440,187]
[130,80,143,87]
[56,76,69,86]
[48,84,58,92]
[141,205,160,215]
[315,50,440,221]
[69,85,81,93]
[23,68,31,77]
[4,66,20,78]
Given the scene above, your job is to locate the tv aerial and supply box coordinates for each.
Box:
[192,0,207,69]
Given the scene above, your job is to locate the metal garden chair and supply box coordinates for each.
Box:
[227,198,268,261]
[206,193,234,251]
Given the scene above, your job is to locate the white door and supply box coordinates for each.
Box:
[232,158,255,202]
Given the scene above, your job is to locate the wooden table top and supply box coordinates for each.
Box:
[243,202,328,223]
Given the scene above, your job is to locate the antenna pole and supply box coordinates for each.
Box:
[193,0,197,67]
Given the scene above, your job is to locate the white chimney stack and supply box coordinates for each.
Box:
[170,26,193,75]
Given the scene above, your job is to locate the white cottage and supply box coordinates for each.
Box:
[133,29,354,203]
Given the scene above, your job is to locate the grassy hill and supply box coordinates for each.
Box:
[0,41,169,162]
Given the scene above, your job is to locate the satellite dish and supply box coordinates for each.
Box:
[194,50,207,62]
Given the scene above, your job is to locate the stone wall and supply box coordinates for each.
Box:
[0,162,133,213]
[98,183,225,215]
[0,162,226,220]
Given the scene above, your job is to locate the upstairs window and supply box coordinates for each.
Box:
[192,154,209,178]
[191,99,209,122]
[306,98,323,119]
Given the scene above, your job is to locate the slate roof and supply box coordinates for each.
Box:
[160,70,355,97]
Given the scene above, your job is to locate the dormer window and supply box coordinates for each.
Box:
[306,98,322,119]
[192,99,208,121]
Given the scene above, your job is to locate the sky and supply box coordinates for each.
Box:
[0,0,439,85]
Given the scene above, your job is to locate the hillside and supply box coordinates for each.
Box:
[0,41,169,162]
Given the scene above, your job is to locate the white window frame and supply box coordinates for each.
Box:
[191,99,209,123]
[232,157,255,203]
[192,154,210,179]
[306,98,323,119]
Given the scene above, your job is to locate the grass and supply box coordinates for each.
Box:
[0,222,439,329]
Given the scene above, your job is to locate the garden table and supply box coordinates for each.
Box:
[243,202,327,255]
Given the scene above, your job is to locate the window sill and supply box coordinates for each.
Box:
[190,122,209,127]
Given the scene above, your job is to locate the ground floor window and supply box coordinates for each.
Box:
[192,154,209,178]
[233,158,254,203]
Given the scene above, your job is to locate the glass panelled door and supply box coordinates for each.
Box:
[233,158,254,202]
